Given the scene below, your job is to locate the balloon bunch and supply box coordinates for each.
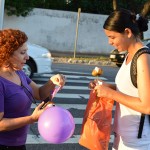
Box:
[38,86,75,144]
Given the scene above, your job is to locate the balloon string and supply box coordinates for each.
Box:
[51,86,62,101]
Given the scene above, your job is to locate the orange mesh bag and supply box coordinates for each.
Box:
[79,91,114,150]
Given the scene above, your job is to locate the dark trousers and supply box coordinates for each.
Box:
[0,145,26,150]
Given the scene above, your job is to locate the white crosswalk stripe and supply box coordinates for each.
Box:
[33,72,108,80]
[32,77,107,82]
[27,72,115,149]
[27,134,114,144]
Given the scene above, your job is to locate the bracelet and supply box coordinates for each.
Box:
[49,79,55,88]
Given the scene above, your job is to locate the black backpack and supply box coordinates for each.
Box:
[130,47,150,138]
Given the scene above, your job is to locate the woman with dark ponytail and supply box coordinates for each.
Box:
[90,9,150,149]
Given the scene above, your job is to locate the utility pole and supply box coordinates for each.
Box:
[74,8,81,58]
[113,0,117,10]
[0,0,5,29]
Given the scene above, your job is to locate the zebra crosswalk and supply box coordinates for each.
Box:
[26,71,115,150]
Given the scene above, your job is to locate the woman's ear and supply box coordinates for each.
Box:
[124,28,132,38]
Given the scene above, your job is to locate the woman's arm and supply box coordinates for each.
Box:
[0,102,45,132]
[30,74,65,100]
[95,54,150,114]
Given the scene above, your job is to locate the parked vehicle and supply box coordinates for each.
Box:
[110,39,150,67]
[109,49,127,67]
[23,43,53,78]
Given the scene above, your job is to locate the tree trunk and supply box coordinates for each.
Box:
[141,0,150,17]
[113,0,117,10]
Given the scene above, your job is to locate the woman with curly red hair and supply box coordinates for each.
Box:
[0,29,65,150]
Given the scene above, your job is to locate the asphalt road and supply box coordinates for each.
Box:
[26,63,119,150]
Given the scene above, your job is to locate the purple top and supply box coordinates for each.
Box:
[0,70,32,146]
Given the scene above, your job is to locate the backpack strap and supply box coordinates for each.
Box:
[130,47,150,139]
[130,47,150,88]
[137,114,145,138]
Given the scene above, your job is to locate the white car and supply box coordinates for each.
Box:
[23,43,53,78]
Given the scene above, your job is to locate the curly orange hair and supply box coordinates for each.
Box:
[0,29,28,67]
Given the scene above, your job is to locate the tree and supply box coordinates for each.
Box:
[5,0,33,17]
[140,0,150,39]
[4,0,150,17]
[111,0,150,40]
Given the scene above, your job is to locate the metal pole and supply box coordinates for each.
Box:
[0,0,5,29]
[74,8,81,58]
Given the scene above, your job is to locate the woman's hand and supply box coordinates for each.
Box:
[50,74,66,87]
[94,84,113,98]
[31,102,47,122]
[89,79,104,90]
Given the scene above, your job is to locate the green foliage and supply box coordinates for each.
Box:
[118,0,147,14]
[5,0,33,17]
[4,0,149,17]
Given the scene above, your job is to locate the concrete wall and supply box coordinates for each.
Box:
[3,8,150,55]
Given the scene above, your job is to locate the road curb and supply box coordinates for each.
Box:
[52,57,116,66]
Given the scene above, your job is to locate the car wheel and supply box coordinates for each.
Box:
[116,63,122,67]
[23,61,34,78]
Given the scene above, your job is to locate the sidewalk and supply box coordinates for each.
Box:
[51,52,116,66]
[53,57,115,66]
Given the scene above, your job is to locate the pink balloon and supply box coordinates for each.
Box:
[38,106,75,144]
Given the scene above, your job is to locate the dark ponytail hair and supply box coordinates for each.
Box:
[137,15,148,32]
[103,8,148,37]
